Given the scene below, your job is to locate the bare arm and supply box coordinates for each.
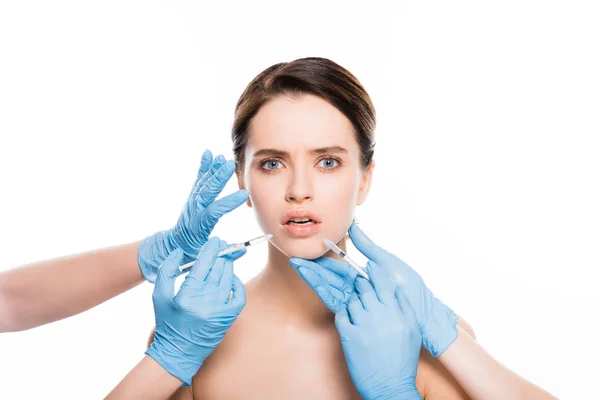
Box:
[419,318,474,399]
[0,153,246,334]
[105,356,185,400]
[146,329,194,400]
[0,241,144,332]
[437,326,557,400]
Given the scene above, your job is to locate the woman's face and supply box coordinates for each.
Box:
[239,93,373,260]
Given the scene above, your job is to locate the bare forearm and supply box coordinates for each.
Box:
[105,356,183,400]
[437,326,557,400]
[0,241,144,332]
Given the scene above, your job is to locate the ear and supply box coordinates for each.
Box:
[236,170,253,208]
[356,161,375,206]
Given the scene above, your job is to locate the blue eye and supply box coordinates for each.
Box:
[261,159,283,171]
[317,158,339,169]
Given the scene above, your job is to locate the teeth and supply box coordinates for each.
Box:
[287,217,316,225]
[292,217,310,222]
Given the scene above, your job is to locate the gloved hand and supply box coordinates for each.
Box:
[336,261,422,400]
[138,149,248,282]
[145,237,246,385]
[290,221,459,358]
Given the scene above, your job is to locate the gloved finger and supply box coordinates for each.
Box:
[354,276,379,311]
[186,237,221,282]
[304,255,359,280]
[297,266,350,313]
[335,304,352,330]
[197,160,236,208]
[203,239,228,284]
[188,150,213,195]
[228,274,246,309]
[347,292,366,325]
[218,239,228,251]
[348,221,388,264]
[193,154,225,197]
[205,256,226,285]
[366,261,397,307]
[173,241,244,279]
[314,256,360,281]
[218,259,234,303]
[202,189,249,226]
[297,266,337,310]
[153,248,185,304]
[290,257,356,291]
[223,247,247,262]
[197,149,213,179]
[395,285,419,329]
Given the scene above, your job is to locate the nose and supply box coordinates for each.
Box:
[285,167,314,204]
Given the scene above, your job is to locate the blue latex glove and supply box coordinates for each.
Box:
[334,261,422,400]
[290,221,459,358]
[145,237,246,385]
[138,149,249,283]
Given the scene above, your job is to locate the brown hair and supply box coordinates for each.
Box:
[231,57,376,172]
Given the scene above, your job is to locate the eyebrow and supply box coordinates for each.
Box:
[252,146,348,158]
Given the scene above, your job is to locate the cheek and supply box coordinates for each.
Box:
[245,171,283,229]
[244,168,362,259]
[318,173,360,230]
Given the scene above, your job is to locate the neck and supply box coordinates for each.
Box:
[254,238,348,328]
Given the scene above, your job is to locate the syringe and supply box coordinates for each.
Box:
[179,233,272,274]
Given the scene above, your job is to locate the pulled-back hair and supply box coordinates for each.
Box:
[232,57,376,172]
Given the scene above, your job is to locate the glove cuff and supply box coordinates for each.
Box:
[374,386,423,400]
[145,340,203,386]
[421,296,459,358]
[138,230,176,283]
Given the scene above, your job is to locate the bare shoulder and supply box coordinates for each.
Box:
[418,315,475,399]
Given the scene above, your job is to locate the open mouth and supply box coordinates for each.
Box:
[285,217,317,226]
[281,210,322,238]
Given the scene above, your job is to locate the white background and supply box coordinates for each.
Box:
[1,1,598,398]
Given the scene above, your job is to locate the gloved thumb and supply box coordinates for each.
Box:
[229,274,247,310]
[153,248,184,304]
[203,190,249,227]
[395,285,419,328]
[297,266,337,312]
[348,221,386,263]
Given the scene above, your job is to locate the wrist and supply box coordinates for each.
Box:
[145,339,203,386]
[138,230,171,282]
[421,296,459,357]
[361,378,421,400]
[138,230,181,283]
[374,386,422,400]
[168,224,202,264]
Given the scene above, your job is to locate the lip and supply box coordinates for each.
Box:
[280,209,323,238]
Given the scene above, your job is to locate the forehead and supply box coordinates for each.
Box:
[246,94,358,153]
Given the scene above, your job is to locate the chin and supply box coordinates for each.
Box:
[270,235,330,260]
[268,224,350,260]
